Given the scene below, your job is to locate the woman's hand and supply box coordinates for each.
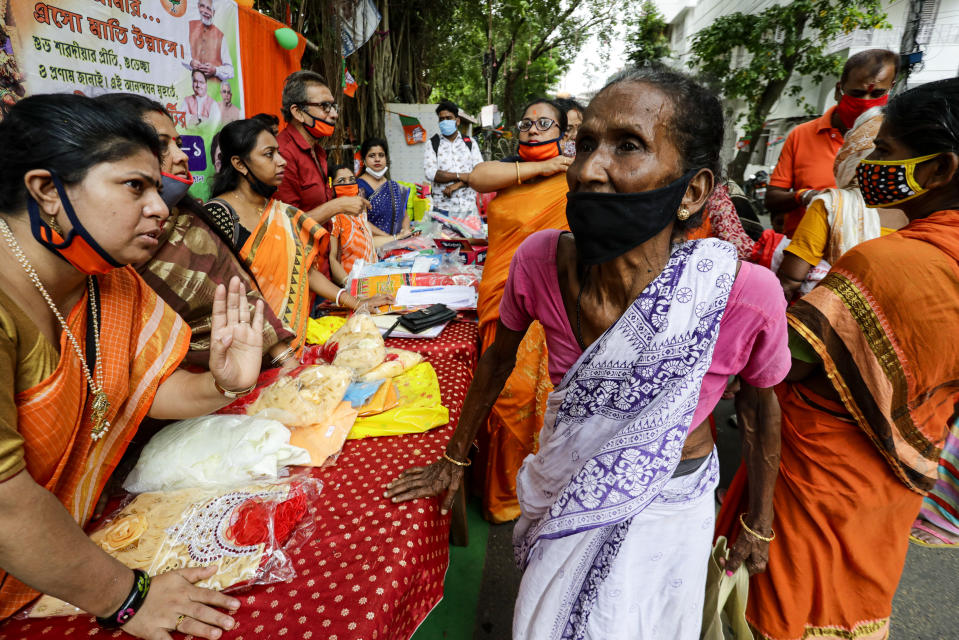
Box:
[540,154,573,176]
[208,276,265,393]
[384,458,464,515]
[355,294,395,312]
[122,566,240,640]
[721,519,772,575]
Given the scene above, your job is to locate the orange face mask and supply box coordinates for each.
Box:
[517,136,562,162]
[28,173,122,274]
[303,113,335,138]
[333,183,359,198]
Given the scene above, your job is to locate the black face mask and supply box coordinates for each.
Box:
[160,172,193,210]
[243,163,278,200]
[565,170,697,264]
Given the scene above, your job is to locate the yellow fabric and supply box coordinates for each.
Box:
[0,287,58,483]
[702,536,753,640]
[306,316,347,345]
[786,199,896,267]
[347,362,449,439]
[356,382,399,417]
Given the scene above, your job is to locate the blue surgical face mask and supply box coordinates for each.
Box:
[438,119,457,137]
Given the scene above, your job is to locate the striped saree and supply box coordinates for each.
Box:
[474,173,569,523]
[742,210,959,640]
[237,199,328,355]
[0,268,189,619]
[136,205,293,369]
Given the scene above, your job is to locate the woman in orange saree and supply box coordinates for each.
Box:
[205,119,393,358]
[468,99,573,522]
[0,95,265,637]
[718,78,959,640]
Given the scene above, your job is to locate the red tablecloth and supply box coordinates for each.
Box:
[0,322,480,640]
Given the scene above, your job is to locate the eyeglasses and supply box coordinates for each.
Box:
[517,117,557,132]
[300,101,338,114]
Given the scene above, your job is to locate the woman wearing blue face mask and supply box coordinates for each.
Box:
[356,137,411,237]
[388,67,790,638]
[722,76,959,640]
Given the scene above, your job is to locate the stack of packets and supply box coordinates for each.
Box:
[29,475,323,617]
[220,315,449,465]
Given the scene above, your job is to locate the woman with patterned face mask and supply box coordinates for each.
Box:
[388,67,790,638]
[0,94,264,638]
[718,77,959,640]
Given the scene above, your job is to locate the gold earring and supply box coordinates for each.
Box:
[47,215,63,234]
[677,207,691,221]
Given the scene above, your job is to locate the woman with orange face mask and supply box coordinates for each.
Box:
[460,99,575,523]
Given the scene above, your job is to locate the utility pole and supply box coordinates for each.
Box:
[486,0,493,105]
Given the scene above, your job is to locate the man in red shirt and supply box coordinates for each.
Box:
[276,70,368,225]
[766,49,899,236]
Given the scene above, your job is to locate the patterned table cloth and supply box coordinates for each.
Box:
[0,322,480,640]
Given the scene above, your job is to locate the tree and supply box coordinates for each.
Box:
[689,0,889,182]
[625,0,671,67]
[429,0,637,126]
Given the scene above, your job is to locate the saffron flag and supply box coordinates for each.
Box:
[399,114,426,145]
[343,64,358,98]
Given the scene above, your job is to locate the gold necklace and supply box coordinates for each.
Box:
[0,218,112,440]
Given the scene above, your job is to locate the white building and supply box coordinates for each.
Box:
[661,0,959,176]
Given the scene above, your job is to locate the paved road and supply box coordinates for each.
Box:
[473,399,959,639]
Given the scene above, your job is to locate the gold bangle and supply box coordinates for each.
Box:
[442,452,471,467]
[214,378,257,399]
[739,512,775,543]
[515,161,522,185]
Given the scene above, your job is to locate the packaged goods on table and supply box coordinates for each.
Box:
[27,477,322,618]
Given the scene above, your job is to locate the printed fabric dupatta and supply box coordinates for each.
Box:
[238,199,328,354]
[513,238,737,583]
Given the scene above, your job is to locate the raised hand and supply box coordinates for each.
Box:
[208,276,265,393]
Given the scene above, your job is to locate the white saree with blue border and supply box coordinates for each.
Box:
[512,239,737,640]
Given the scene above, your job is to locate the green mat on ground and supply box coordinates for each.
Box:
[411,498,490,640]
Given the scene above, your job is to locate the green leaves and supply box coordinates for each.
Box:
[625,0,671,66]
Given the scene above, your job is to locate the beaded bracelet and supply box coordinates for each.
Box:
[96,569,151,629]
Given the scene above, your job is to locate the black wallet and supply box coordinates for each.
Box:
[398,304,457,333]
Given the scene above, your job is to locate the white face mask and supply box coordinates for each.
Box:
[366,166,388,179]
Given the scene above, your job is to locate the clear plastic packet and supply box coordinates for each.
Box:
[317,312,386,376]
[246,364,353,428]
[123,414,310,494]
[26,476,322,618]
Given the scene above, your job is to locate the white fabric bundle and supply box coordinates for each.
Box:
[123,414,311,493]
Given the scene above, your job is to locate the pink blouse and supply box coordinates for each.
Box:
[499,230,790,430]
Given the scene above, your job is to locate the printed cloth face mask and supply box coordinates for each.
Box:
[857,153,942,207]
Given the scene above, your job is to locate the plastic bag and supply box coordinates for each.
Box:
[287,401,358,467]
[359,347,424,381]
[123,415,310,494]
[27,476,322,618]
[319,312,386,375]
[247,364,353,428]
[348,362,449,439]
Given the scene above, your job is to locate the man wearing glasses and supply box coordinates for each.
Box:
[276,70,370,229]
[424,100,484,225]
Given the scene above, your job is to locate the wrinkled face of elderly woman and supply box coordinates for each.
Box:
[567,81,686,195]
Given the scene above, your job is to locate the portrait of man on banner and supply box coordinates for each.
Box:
[187,0,234,82]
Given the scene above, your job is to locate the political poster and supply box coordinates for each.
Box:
[1,0,245,199]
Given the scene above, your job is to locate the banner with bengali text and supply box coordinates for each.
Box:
[2,0,246,199]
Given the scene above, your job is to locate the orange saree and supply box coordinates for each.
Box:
[720,210,959,639]
[474,173,569,522]
[238,199,328,355]
[0,268,189,618]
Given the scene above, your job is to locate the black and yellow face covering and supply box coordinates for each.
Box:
[857,153,942,208]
